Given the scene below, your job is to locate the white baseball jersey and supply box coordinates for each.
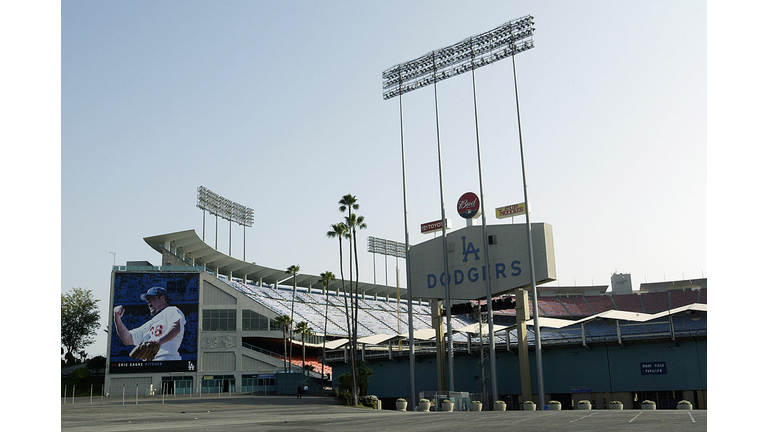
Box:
[129,306,186,361]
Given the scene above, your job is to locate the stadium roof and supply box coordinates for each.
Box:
[144,229,403,298]
[638,277,707,292]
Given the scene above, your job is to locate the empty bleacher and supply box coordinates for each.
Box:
[537,297,569,317]
[220,274,706,357]
[585,295,616,314]
[640,291,670,313]
[225,278,435,338]
[611,293,644,312]
[557,296,593,316]
[669,289,701,309]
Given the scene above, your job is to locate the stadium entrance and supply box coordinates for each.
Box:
[242,374,277,395]
[161,376,193,395]
[201,375,236,393]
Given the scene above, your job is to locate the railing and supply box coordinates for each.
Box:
[113,265,207,272]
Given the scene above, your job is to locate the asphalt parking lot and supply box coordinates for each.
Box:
[61,394,708,432]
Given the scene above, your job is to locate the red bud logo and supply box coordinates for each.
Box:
[457,192,481,219]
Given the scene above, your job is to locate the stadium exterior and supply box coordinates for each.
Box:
[104,229,706,410]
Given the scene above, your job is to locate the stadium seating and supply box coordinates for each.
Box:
[226,279,437,338]
[536,298,569,317]
[222,276,705,355]
[611,293,644,312]
[585,295,616,314]
[669,289,701,309]
[557,296,593,316]
[640,291,670,313]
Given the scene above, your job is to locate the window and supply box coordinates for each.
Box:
[202,309,236,331]
[242,309,273,331]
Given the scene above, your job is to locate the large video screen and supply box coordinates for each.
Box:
[109,272,199,373]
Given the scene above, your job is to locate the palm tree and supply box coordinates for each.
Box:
[318,271,336,381]
[327,223,352,347]
[286,264,300,370]
[274,314,292,373]
[345,213,367,341]
[339,194,362,406]
[327,220,355,403]
[295,321,314,376]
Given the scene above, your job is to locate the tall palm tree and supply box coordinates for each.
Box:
[327,223,351,348]
[295,321,314,376]
[286,264,300,370]
[345,213,368,341]
[327,220,355,403]
[274,314,292,373]
[318,271,336,381]
[339,194,362,406]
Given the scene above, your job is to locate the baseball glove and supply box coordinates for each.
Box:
[130,341,161,361]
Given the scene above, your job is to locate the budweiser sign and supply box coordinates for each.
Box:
[457,192,481,219]
[421,218,452,234]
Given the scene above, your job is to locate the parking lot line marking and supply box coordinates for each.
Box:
[688,412,696,423]
[629,412,643,423]
[509,412,556,424]
[569,412,600,423]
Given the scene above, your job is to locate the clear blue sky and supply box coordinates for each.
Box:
[55,1,710,359]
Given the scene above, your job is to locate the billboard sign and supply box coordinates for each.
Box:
[109,272,199,373]
[409,223,556,300]
[421,218,452,234]
[457,192,481,219]
[495,202,526,219]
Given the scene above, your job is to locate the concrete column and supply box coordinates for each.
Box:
[516,288,532,404]
[431,299,447,393]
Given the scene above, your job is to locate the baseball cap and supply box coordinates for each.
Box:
[140,286,167,301]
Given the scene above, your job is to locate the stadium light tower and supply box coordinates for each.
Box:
[197,186,255,260]
[510,42,547,411]
[383,15,538,407]
[367,236,406,286]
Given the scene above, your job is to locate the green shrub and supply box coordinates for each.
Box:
[360,395,379,409]
[339,392,353,406]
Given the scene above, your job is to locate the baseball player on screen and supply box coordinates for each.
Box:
[113,286,186,361]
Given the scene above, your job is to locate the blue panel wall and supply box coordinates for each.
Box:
[334,338,706,399]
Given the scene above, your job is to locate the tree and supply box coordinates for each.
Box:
[356,361,373,396]
[326,222,352,357]
[318,271,336,381]
[286,264,300,370]
[337,361,374,402]
[274,314,292,373]
[339,194,364,407]
[295,321,314,376]
[61,287,100,363]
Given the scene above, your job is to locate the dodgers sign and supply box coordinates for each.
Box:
[408,223,556,300]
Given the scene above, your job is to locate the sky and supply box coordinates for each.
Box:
[53,0,713,360]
